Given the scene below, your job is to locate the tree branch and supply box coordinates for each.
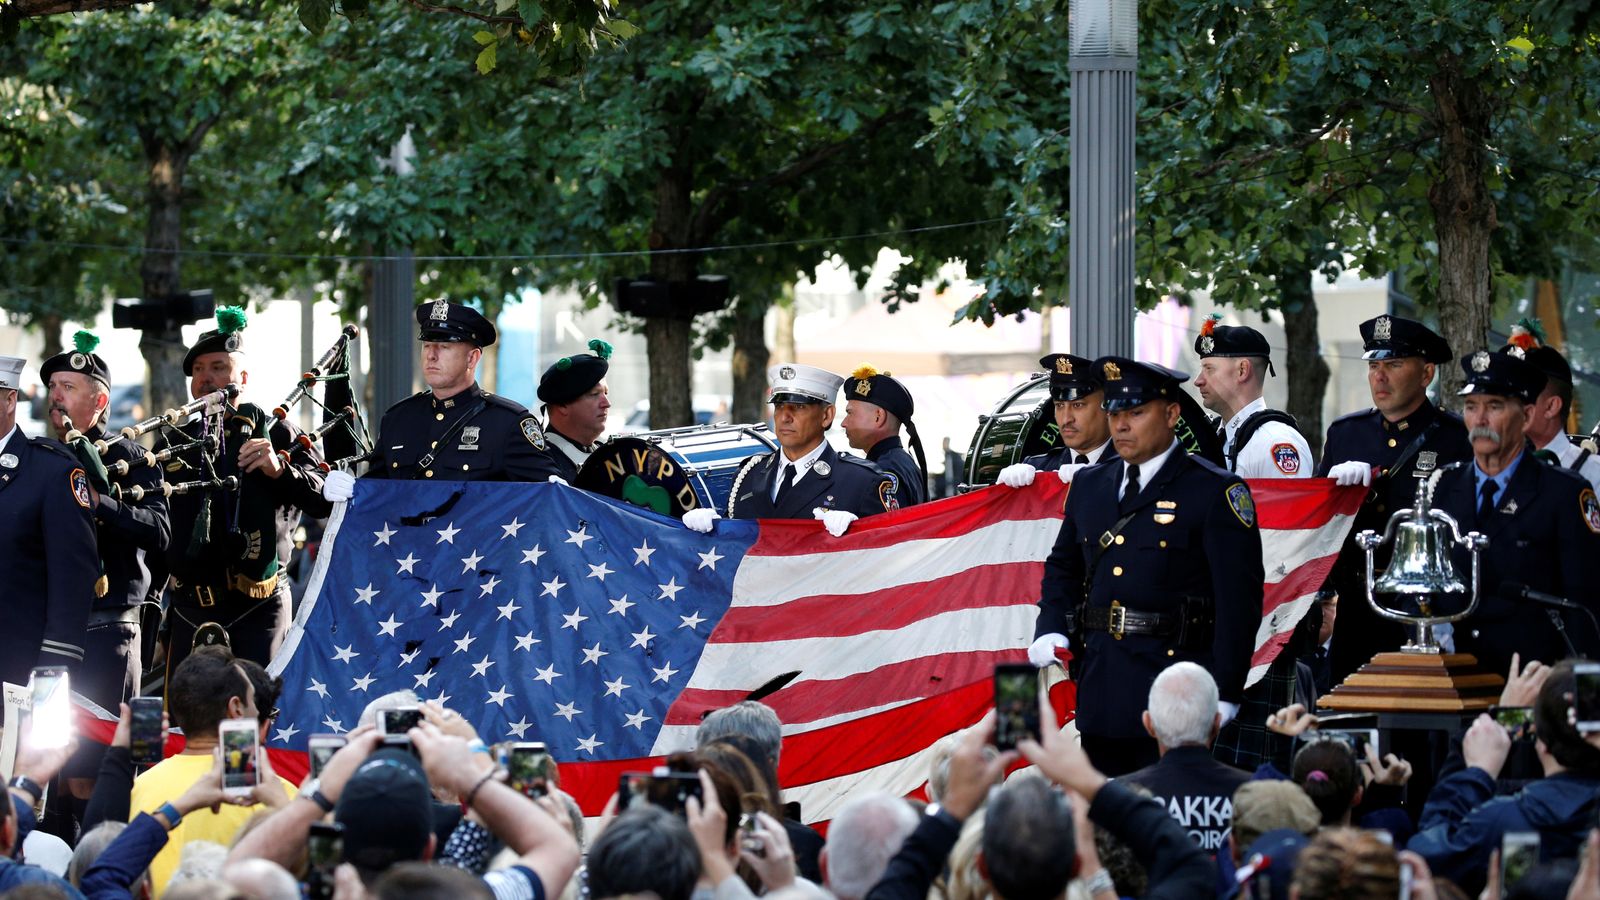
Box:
[4,0,143,15]
[1190,100,1364,179]
[689,109,911,243]
[399,0,519,26]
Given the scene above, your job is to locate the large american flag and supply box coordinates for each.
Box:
[257,477,1359,822]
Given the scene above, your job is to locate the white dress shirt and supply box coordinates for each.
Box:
[1224,396,1313,479]
[1541,431,1600,493]
[772,440,829,501]
[1119,439,1179,500]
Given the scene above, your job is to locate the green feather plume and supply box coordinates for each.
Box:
[72,330,100,354]
[587,338,613,360]
[216,306,248,335]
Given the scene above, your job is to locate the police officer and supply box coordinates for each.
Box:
[683,363,898,537]
[41,331,170,708]
[538,339,614,483]
[840,364,927,506]
[1315,314,1469,682]
[0,355,97,690]
[325,300,563,496]
[1434,348,1600,675]
[1501,322,1600,492]
[996,353,1117,489]
[1192,317,1312,478]
[1028,357,1264,776]
[161,308,332,676]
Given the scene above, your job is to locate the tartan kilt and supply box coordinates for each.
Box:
[1211,651,1298,772]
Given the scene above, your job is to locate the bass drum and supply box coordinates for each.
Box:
[961,374,1224,490]
[575,424,778,518]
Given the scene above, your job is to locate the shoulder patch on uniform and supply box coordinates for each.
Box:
[1581,488,1600,535]
[879,478,900,512]
[1226,482,1255,528]
[1271,443,1302,475]
[70,467,92,509]
[520,417,548,450]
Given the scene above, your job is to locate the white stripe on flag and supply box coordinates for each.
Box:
[731,518,1058,607]
[650,696,924,755]
[684,605,1038,692]
[1261,511,1356,587]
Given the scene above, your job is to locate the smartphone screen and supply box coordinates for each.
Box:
[307,822,344,872]
[507,742,553,799]
[129,696,165,765]
[220,717,260,794]
[1303,727,1380,760]
[307,734,347,779]
[993,663,1039,751]
[28,667,72,750]
[1501,831,1540,889]
[379,707,424,735]
[1574,663,1600,734]
[617,770,703,816]
[306,822,343,900]
[1491,705,1536,742]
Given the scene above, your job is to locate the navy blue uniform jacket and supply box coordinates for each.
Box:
[1035,448,1264,739]
[0,427,98,687]
[367,383,564,482]
[1433,449,1600,675]
[867,436,923,507]
[726,442,896,519]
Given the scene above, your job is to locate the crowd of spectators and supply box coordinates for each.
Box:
[6,647,1600,900]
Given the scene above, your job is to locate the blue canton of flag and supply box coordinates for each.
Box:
[269,482,756,761]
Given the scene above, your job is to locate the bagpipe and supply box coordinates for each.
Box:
[266,325,373,472]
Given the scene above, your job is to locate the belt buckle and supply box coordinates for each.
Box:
[198,585,215,608]
[1108,601,1126,640]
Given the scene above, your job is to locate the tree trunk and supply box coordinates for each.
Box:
[730,294,770,424]
[644,167,696,429]
[479,295,503,394]
[139,139,192,416]
[773,287,797,364]
[1427,54,1496,406]
[1279,269,1330,460]
[37,312,63,363]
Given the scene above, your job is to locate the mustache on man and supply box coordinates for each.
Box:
[1469,426,1501,445]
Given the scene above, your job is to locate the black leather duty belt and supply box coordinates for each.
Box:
[1079,602,1179,640]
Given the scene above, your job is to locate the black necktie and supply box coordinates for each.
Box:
[1121,464,1141,510]
[774,464,796,506]
[1074,453,1090,465]
[1477,480,1499,524]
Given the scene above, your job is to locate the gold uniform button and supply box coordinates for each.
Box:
[1387,438,1397,447]
[431,441,437,448]
[462,464,470,471]
[1114,535,1125,545]
[1160,540,1168,548]
[1113,566,1123,576]
[1167,649,1175,657]
[425,470,434,478]
[391,461,398,469]
[436,413,445,421]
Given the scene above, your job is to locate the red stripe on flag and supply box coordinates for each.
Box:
[1261,550,1344,615]
[666,649,1027,727]
[1250,479,1364,529]
[745,483,1065,557]
[712,562,1043,643]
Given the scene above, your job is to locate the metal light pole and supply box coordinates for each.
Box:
[371,129,418,416]
[1068,0,1137,357]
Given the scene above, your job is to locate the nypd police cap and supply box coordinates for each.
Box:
[1039,353,1101,402]
[416,300,496,348]
[1093,356,1190,412]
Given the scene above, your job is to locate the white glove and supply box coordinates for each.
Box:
[683,508,720,533]
[1028,633,1070,667]
[547,474,569,487]
[321,471,355,502]
[1217,701,1240,729]
[997,463,1037,488]
[1057,463,1087,485]
[814,508,858,537]
[1328,460,1373,487]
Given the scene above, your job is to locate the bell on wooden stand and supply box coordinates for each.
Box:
[1322,470,1504,712]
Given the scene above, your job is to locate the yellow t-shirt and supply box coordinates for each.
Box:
[129,752,297,893]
